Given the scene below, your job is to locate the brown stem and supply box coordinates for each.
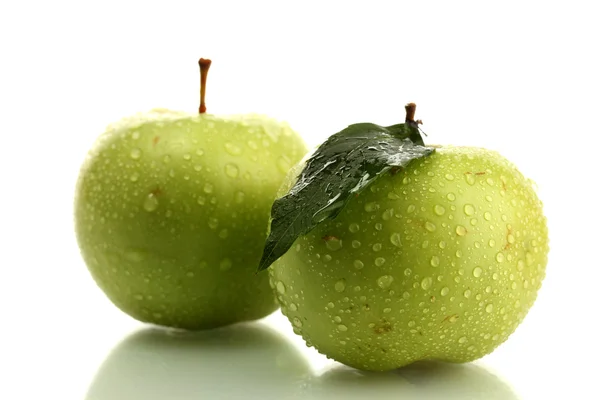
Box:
[405,102,417,123]
[198,58,212,114]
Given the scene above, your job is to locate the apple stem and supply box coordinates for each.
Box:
[198,58,212,114]
[405,103,417,124]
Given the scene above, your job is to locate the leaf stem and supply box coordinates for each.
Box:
[198,58,212,114]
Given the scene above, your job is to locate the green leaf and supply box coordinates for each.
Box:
[257,121,435,272]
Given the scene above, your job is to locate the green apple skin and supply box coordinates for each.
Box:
[75,109,307,330]
[269,145,548,371]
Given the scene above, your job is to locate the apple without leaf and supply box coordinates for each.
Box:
[264,104,548,371]
[74,59,307,329]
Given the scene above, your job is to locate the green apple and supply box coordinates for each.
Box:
[269,144,548,370]
[75,59,307,329]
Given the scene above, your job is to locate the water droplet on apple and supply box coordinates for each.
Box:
[196,149,204,156]
[143,194,159,212]
[434,204,446,216]
[203,183,214,193]
[131,131,140,140]
[293,317,303,327]
[496,252,505,262]
[526,252,534,266]
[325,238,342,251]
[276,281,286,294]
[507,234,515,244]
[197,196,206,205]
[234,191,245,203]
[218,229,228,239]
[446,193,456,201]
[463,204,475,216]
[334,279,346,292]
[224,142,242,155]
[404,268,412,276]
[484,212,492,221]
[425,222,436,232]
[377,275,394,289]
[430,256,440,267]
[183,153,191,161]
[456,225,467,236]
[372,243,382,252]
[364,202,379,212]
[219,258,232,271]
[485,304,494,313]
[465,174,475,185]
[375,257,386,266]
[440,287,450,296]
[289,303,298,311]
[354,260,364,269]
[407,204,416,213]
[473,267,483,278]
[382,209,394,220]
[129,172,139,182]
[517,260,525,271]
[186,271,195,278]
[352,240,361,248]
[458,336,468,344]
[445,173,455,181]
[375,222,383,231]
[208,217,219,229]
[225,163,239,178]
[420,277,433,290]
[130,148,142,160]
[338,324,348,332]
[349,223,360,233]
[125,250,146,262]
[390,233,402,247]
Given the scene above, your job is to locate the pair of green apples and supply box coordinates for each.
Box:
[74,60,548,371]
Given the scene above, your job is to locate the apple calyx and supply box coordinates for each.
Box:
[198,58,212,114]
[257,104,436,272]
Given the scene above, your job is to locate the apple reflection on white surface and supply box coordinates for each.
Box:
[85,322,311,400]
[304,362,518,400]
[86,321,518,400]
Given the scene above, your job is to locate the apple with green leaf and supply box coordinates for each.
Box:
[74,58,308,330]
[259,103,548,371]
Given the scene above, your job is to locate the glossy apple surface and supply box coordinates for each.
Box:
[75,109,307,329]
[269,145,548,370]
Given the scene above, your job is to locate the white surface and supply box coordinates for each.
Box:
[1,1,599,399]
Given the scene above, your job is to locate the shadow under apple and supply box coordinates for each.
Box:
[85,322,312,400]
[303,360,519,400]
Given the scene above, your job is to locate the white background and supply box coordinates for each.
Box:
[1,1,599,399]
